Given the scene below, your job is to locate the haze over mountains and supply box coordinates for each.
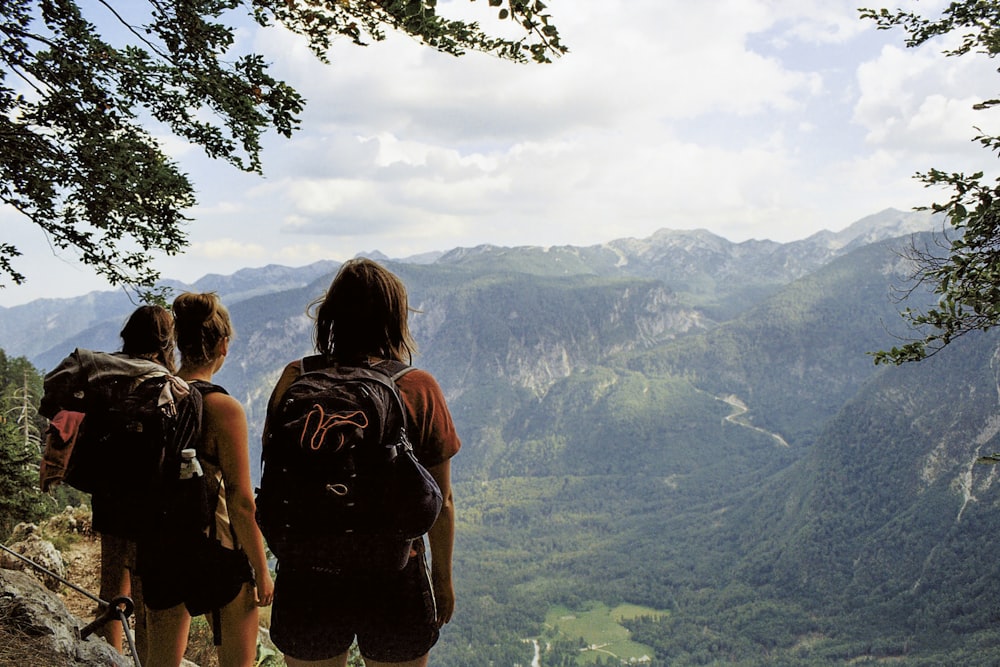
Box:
[8,208,1000,665]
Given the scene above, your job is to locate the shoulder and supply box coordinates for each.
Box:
[394,368,448,405]
[270,361,303,400]
[274,360,304,388]
[265,360,308,417]
[395,367,442,392]
[280,360,303,381]
[199,384,245,420]
[190,380,229,397]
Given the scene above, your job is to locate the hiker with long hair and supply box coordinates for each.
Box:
[265,258,460,667]
[98,304,176,655]
[139,292,273,667]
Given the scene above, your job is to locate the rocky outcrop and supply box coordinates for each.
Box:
[1,523,67,592]
[0,567,130,666]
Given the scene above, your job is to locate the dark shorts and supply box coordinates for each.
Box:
[137,534,253,616]
[270,548,439,662]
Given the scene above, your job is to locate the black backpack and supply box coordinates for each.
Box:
[41,350,210,541]
[256,356,443,573]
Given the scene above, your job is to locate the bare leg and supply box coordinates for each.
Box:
[364,656,429,667]
[97,533,129,652]
[145,603,191,667]
[283,653,350,667]
[216,582,260,667]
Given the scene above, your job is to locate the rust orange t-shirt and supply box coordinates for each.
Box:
[394,368,461,467]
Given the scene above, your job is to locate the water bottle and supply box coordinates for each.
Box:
[179,448,204,479]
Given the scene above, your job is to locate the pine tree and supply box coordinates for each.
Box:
[0,351,52,539]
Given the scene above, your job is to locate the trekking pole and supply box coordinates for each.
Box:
[0,542,142,666]
[79,594,133,638]
[0,542,102,605]
[118,599,141,666]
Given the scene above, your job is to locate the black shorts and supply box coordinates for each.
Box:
[270,548,439,662]
[137,534,253,616]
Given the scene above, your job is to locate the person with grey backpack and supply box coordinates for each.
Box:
[39,305,182,658]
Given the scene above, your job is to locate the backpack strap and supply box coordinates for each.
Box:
[186,380,228,468]
[186,379,231,649]
[371,361,417,457]
[300,354,327,374]
[300,355,415,382]
[373,359,414,383]
[364,361,414,428]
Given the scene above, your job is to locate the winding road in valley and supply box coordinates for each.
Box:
[717,394,789,447]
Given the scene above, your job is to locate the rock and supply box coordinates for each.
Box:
[9,522,40,542]
[1,524,67,592]
[0,568,130,666]
[42,505,93,537]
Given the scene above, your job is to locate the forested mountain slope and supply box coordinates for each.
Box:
[627,237,938,447]
[8,210,999,665]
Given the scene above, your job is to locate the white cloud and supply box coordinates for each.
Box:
[854,37,999,162]
[189,239,268,261]
[252,0,825,138]
[284,179,378,217]
[275,243,346,264]
[5,0,999,305]
[232,0,850,251]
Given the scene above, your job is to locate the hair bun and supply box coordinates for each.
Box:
[172,292,232,366]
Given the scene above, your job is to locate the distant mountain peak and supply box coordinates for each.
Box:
[822,208,939,249]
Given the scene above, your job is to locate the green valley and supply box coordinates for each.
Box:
[7,211,1000,665]
[541,602,668,665]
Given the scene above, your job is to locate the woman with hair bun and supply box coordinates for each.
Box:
[139,292,273,667]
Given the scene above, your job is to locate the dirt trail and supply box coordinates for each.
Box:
[57,535,103,623]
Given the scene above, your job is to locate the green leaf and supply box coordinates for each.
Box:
[0,0,567,290]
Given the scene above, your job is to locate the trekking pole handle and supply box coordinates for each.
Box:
[79,595,134,638]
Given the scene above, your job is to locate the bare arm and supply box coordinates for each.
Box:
[207,392,274,606]
[426,459,455,627]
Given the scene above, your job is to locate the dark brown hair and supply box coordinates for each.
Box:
[172,292,233,366]
[120,305,176,373]
[311,258,416,363]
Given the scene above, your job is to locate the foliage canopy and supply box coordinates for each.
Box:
[862,2,1000,364]
[0,0,565,295]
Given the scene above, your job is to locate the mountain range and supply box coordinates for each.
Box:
[7,207,1000,665]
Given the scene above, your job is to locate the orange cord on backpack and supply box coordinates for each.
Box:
[299,404,369,451]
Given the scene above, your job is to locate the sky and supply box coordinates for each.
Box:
[2,0,998,307]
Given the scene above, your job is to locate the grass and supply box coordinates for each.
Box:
[543,601,668,664]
